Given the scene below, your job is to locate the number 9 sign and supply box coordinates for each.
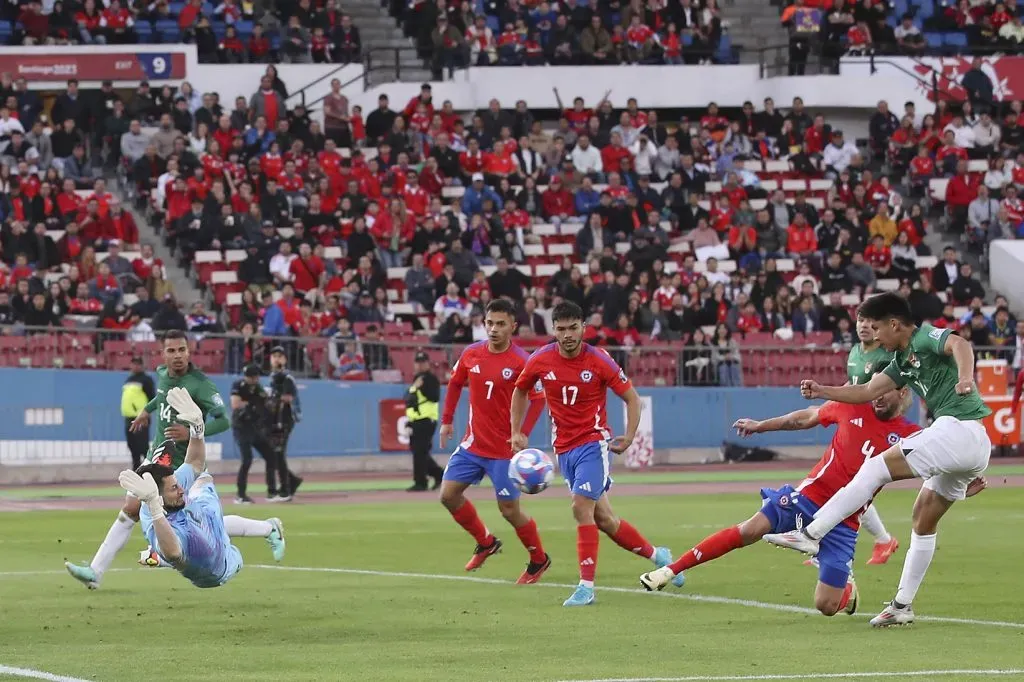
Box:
[138,53,173,79]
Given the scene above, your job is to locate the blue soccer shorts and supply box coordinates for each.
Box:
[759,484,857,589]
[443,447,521,500]
[557,440,612,501]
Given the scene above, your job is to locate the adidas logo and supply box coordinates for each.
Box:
[850,418,863,427]
[544,371,557,381]
[692,548,702,561]
[579,482,592,492]
[470,365,481,374]
[497,487,510,496]
[579,557,595,566]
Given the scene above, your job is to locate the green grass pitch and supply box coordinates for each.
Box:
[1,483,1023,682]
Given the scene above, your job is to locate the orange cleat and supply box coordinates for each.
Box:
[516,554,551,585]
[464,538,502,571]
[802,557,819,567]
[867,537,899,565]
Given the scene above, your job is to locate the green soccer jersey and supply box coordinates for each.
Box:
[144,364,229,467]
[881,323,992,421]
[847,342,894,385]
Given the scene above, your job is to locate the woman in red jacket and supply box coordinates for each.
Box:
[371,198,415,268]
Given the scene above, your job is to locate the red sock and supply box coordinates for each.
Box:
[450,501,492,546]
[514,519,546,564]
[609,519,655,559]
[837,582,853,611]
[577,524,599,585]
[668,526,744,574]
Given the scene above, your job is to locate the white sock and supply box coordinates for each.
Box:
[224,515,273,537]
[861,504,892,544]
[894,531,937,606]
[90,511,136,576]
[806,455,893,539]
[580,580,594,588]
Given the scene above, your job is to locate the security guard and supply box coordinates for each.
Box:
[268,345,303,502]
[121,356,155,470]
[230,363,279,504]
[405,351,444,492]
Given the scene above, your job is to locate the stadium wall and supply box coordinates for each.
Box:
[0,369,922,483]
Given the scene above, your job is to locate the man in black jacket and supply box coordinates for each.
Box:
[268,347,303,502]
[365,94,397,144]
[406,352,443,491]
[122,356,156,470]
[231,363,280,503]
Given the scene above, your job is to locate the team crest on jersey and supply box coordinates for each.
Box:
[580,370,593,383]
[864,362,873,373]
[887,432,900,445]
[502,368,514,380]
[907,353,921,369]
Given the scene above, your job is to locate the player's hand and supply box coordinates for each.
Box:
[130,411,150,433]
[166,387,202,425]
[965,476,988,498]
[800,379,823,400]
[732,418,762,438]
[119,470,158,502]
[439,423,454,447]
[508,432,529,453]
[608,435,632,454]
[955,378,974,396]
[164,423,190,442]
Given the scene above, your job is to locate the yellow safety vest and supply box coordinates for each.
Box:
[121,382,149,418]
[405,386,438,422]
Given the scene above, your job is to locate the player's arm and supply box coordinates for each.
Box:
[1012,369,1024,414]
[733,405,822,437]
[943,332,977,395]
[801,371,897,404]
[198,380,231,437]
[611,385,643,454]
[440,356,469,447]
[511,358,542,451]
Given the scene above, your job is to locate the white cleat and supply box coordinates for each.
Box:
[639,566,675,592]
[870,601,915,627]
[763,530,821,556]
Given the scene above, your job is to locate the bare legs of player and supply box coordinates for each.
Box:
[439,480,548,582]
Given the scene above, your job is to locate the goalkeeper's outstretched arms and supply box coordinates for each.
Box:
[167,387,207,474]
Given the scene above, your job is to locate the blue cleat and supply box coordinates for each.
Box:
[65,561,99,589]
[562,583,595,607]
[652,546,686,588]
[266,518,286,562]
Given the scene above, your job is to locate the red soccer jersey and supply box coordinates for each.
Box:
[563,108,593,133]
[909,155,935,179]
[797,402,919,530]
[516,343,633,453]
[442,342,544,459]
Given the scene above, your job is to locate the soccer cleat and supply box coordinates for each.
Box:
[803,557,820,567]
[763,530,820,556]
[266,517,286,562]
[516,553,551,585]
[464,537,502,571]
[64,561,99,590]
[290,476,303,497]
[639,566,676,592]
[234,496,255,505]
[138,547,171,567]
[562,583,595,606]
[870,601,915,627]
[843,579,859,616]
[867,537,900,565]
[268,495,292,503]
[652,546,686,588]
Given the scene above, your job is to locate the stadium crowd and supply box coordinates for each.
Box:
[0,67,1022,383]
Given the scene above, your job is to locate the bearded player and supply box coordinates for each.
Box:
[765,293,992,626]
[120,387,284,588]
[438,300,550,584]
[510,301,682,607]
[66,331,275,589]
[640,384,921,616]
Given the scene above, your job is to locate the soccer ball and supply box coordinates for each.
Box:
[509,448,555,494]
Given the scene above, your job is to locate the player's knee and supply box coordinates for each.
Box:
[122,497,141,521]
[439,488,463,510]
[815,597,841,617]
[593,511,618,535]
[497,501,523,524]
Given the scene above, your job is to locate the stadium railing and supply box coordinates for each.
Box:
[0,326,1013,389]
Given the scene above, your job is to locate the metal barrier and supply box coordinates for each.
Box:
[0,326,1013,388]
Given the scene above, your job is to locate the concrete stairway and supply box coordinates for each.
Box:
[723,0,789,70]
[340,2,431,84]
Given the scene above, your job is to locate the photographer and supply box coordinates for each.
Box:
[230,363,279,504]
[268,346,303,501]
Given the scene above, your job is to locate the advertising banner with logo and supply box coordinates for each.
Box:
[379,399,410,452]
[0,51,186,83]
[981,396,1021,447]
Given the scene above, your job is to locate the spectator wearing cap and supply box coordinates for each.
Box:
[460,173,502,215]
[350,289,385,324]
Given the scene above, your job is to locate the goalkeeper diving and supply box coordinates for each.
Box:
[122,387,285,588]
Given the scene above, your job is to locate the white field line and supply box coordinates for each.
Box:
[553,671,1024,682]
[0,664,92,681]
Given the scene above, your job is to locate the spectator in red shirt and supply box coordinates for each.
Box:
[908,145,935,195]
[372,198,415,268]
[945,160,978,232]
[541,176,575,220]
[601,132,632,175]
[18,1,50,44]
[288,243,325,295]
[786,213,818,257]
[178,0,202,29]
[735,301,763,334]
[109,199,139,245]
[863,234,893,274]
[101,0,136,43]
[132,243,162,281]
[936,130,968,175]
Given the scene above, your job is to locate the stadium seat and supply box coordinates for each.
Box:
[943,31,968,53]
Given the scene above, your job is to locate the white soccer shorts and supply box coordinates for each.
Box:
[897,415,991,501]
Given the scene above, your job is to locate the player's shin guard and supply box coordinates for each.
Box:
[668,526,743,574]
[577,524,599,587]
[450,500,492,546]
[224,515,274,537]
[514,518,546,564]
[894,531,937,606]
[608,519,654,560]
[91,511,137,577]
[805,455,893,539]
[860,505,892,544]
